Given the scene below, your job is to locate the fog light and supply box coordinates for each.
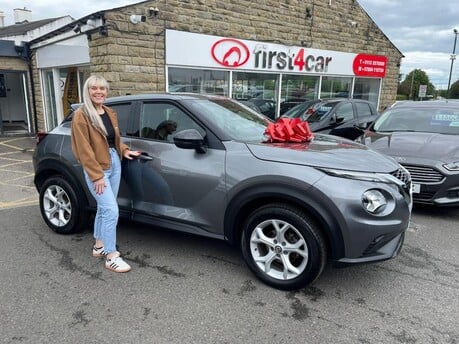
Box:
[362,190,387,213]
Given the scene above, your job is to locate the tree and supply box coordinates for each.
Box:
[398,69,435,100]
[449,79,459,99]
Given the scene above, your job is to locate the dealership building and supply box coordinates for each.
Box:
[0,0,403,134]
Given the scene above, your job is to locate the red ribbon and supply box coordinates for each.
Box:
[264,117,314,143]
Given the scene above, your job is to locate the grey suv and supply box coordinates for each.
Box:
[33,93,412,290]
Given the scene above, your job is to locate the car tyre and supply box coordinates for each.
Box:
[39,176,89,234]
[241,203,327,290]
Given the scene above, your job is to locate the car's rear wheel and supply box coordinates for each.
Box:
[241,203,327,290]
[39,176,89,234]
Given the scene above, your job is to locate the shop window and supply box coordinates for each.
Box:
[168,67,229,96]
[320,76,352,99]
[353,78,380,106]
[280,75,320,115]
[232,71,279,120]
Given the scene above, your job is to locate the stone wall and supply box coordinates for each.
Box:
[87,0,401,110]
[0,57,29,71]
[29,0,401,131]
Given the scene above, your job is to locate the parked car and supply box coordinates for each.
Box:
[285,98,378,140]
[281,99,322,120]
[33,93,411,290]
[240,97,276,119]
[358,100,459,206]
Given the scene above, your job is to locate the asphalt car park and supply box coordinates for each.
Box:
[1,135,458,343]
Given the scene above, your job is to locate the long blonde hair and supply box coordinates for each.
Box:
[81,75,109,135]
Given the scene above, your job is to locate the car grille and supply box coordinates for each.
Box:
[391,167,411,188]
[400,164,444,184]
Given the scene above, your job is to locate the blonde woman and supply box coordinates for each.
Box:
[71,75,140,272]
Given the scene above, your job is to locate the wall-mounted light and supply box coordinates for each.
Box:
[306,8,312,19]
[130,14,146,24]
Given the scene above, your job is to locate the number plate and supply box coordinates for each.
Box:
[411,183,421,194]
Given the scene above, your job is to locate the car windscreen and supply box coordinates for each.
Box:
[307,101,339,122]
[372,107,459,135]
[186,98,271,142]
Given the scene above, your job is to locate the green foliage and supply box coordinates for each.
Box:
[398,69,436,100]
[449,80,459,99]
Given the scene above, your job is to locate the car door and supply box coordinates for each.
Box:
[104,100,136,210]
[123,100,227,236]
[328,101,364,139]
[354,101,377,128]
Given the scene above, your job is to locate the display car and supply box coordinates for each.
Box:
[358,100,459,206]
[33,93,412,290]
[284,98,378,140]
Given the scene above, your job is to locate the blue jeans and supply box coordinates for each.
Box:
[84,148,121,254]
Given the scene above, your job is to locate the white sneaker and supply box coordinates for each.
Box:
[92,246,107,258]
[105,252,131,273]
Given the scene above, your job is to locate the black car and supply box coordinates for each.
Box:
[359,100,459,206]
[282,99,322,119]
[285,98,378,140]
[33,93,412,290]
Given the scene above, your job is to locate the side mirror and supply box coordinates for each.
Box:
[173,129,207,153]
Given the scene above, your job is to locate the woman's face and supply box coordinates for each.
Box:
[88,83,107,107]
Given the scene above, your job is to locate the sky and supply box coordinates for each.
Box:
[1,0,458,90]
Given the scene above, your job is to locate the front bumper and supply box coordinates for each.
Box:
[336,232,405,264]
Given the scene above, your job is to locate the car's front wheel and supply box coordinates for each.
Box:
[39,176,89,234]
[241,203,327,290]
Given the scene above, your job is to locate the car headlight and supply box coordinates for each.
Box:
[318,167,404,187]
[443,161,459,171]
[362,190,387,213]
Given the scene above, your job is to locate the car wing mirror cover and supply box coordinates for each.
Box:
[173,129,207,153]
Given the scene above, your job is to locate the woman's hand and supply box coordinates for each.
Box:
[123,150,141,160]
[93,178,106,195]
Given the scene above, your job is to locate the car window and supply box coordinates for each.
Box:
[334,103,354,122]
[355,102,373,118]
[307,102,337,122]
[137,102,205,142]
[109,102,132,136]
[373,107,459,134]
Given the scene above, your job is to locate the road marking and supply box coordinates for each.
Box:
[0,197,38,209]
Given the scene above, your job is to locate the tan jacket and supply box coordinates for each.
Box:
[71,105,129,182]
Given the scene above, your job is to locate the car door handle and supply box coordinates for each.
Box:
[136,152,153,161]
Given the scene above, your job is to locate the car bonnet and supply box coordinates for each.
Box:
[362,132,459,162]
[246,134,399,172]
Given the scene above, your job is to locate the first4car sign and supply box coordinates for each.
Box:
[166,29,387,77]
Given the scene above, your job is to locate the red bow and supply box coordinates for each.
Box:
[264,117,314,143]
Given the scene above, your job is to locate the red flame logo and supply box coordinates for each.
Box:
[211,38,250,67]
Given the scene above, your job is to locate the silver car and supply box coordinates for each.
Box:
[359,100,459,206]
[33,93,412,290]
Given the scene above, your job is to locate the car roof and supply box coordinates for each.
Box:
[104,92,224,102]
[389,100,459,109]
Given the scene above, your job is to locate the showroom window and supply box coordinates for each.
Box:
[353,77,380,105]
[167,67,381,119]
[168,67,228,95]
[280,75,320,115]
[320,76,353,99]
